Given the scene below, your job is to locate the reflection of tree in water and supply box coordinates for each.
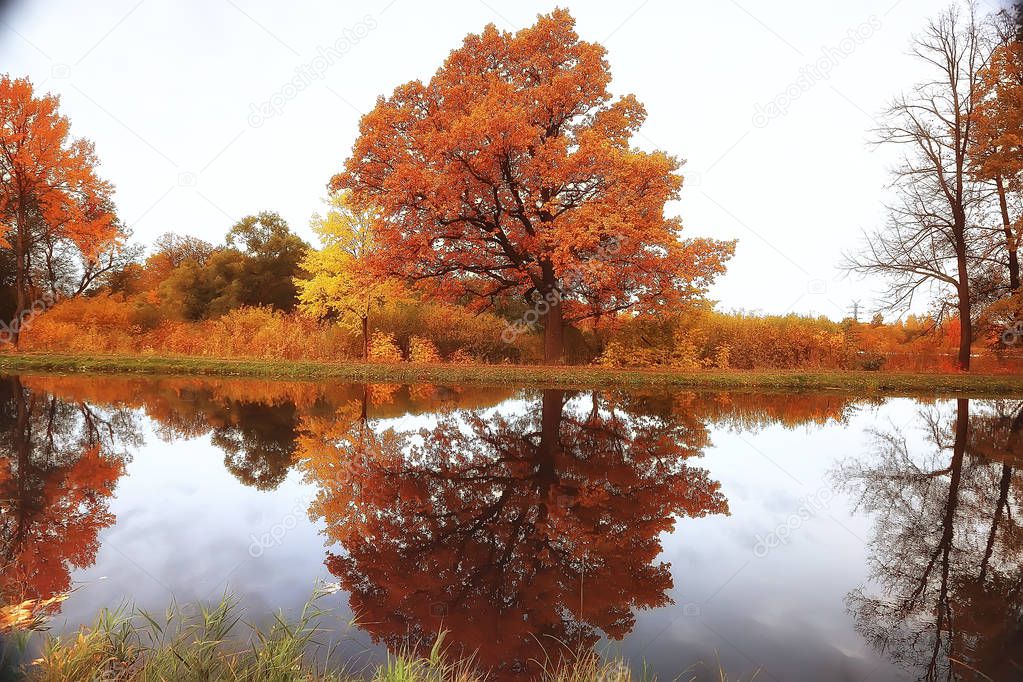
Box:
[210,400,300,490]
[18,377,517,493]
[0,377,515,634]
[302,389,729,678]
[0,377,134,628]
[835,399,1023,681]
[135,389,301,491]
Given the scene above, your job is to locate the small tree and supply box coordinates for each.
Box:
[226,211,308,311]
[408,336,441,363]
[296,193,404,359]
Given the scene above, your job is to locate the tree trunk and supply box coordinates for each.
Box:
[979,462,1012,582]
[11,202,27,348]
[957,281,972,372]
[361,315,369,361]
[536,389,564,490]
[955,225,972,371]
[543,298,564,365]
[931,397,968,637]
[996,176,1020,292]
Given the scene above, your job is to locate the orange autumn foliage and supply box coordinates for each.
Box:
[0,76,119,343]
[335,10,733,362]
[0,378,126,629]
[366,331,403,362]
[17,293,1023,372]
[0,76,117,253]
[970,39,1023,292]
[301,390,728,678]
[972,41,1023,189]
[408,336,441,363]
[18,293,526,363]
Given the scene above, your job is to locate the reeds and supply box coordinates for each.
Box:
[17,591,757,681]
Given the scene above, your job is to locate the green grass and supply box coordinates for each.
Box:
[1,351,1022,395]
[8,591,755,682]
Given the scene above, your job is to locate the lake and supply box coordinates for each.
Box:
[0,374,1020,681]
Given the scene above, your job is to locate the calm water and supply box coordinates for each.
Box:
[0,374,1021,681]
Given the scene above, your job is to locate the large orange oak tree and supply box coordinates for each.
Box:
[334,10,733,363]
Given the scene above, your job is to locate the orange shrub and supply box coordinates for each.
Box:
[408,336,441,363]
[22,299,358,362]
[367,331,403,362]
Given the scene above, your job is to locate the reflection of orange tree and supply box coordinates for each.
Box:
[21,376,513,492]
[301,389,728,678]
[0,377,130,630]
[835,399,1023,680]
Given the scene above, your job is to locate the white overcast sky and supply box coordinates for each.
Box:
[1,0,1009,319]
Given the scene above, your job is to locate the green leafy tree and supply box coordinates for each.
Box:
[157,212,308,320]
[227,211,308,312]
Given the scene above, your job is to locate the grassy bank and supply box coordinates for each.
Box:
[1,352,1022,395]
[3,593,746,682]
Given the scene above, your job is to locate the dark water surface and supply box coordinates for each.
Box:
[0,374,1021,680]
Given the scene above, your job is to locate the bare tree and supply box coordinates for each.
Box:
[846,5,991,370]
[834,399,1023,680]
[150,232,217,268]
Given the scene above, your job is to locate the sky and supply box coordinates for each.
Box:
[1,0,1010,320]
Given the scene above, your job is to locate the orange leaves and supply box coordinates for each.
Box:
[0,379,126,628]
[367,331,403,362]
[0,76,117,252]
[304,389,727,675]
[971,41,1023,186]
[408,336,441,363]
[0,76,119,341]
[0,594,69,633]
[334,11,732,362]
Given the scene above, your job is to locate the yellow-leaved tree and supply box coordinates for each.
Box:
[296,192,404,359]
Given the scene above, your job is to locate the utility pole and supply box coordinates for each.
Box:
[849,300,861,323]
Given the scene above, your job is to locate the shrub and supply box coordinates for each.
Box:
[368,331,403,362]
[408,336,441,363]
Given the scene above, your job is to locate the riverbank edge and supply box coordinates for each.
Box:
[2,352,1023,395]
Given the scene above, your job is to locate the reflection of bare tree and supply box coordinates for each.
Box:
[302,389,728,679]
[0,377,134,629]
[835,399,1023,681]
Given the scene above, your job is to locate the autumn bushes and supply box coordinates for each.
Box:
[20,299,337,360]
[21,292,1016,371]
[598,311,848,370]
[593,309,1015,371]
[18,295,520,364]
[597,311,850,370]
